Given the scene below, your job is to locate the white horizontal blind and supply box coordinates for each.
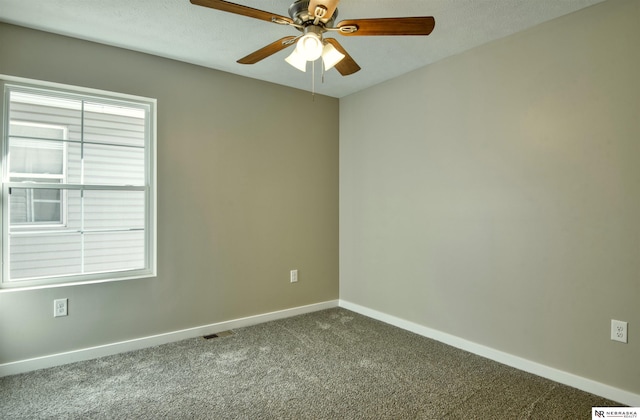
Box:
[1,82,155,288]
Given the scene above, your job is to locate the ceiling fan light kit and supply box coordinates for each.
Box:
[285,40,345,73]
[285,25,347,72]
[190,0,435,77]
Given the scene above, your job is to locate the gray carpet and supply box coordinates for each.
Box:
[0,308,619,419]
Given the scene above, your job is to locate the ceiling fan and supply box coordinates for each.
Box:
[190,0,435,75]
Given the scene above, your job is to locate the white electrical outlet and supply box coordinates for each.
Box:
[54,298,68,317]
[611,319,627,343]
[290,269,298,283]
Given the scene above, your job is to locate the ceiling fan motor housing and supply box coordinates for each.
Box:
[288,0,337,29]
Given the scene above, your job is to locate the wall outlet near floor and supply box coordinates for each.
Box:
[290,269,298,283]
[610,319,627,343]
[54,298,68,317]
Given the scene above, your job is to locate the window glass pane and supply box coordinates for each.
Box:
[33,189,61,201]
[9,233,82,280]
[9,187,67,225]
[66,142,82,184]
[83,143,145,185]
[32,202,61,223]
[83,190,145,230]
[84,231,145,274]
[9,123,65,140]
[9,189,28,224]
[9,138,64,177]
[9,92,81,140]
[84,102,146,147]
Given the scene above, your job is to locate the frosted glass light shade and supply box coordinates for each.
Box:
[297,33,323,61]
[322,43,345,71]
[285,48,307,72]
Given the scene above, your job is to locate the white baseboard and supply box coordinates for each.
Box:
[339,299,640,407]
[0,300,339,377]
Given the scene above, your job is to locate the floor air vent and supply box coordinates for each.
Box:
[203,330,234,340]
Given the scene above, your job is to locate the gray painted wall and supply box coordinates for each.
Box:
[0,23,339,363]
[340,0,639,395]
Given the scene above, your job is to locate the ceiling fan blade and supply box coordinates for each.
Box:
[190,0,293,25]
[324,38,360,76]
[308,0,339,21]
[237,36,298,64]
[337,17,435,36]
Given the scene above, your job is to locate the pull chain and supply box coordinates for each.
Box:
[312,59,315,101]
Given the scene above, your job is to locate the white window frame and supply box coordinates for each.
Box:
[0,75,157,290]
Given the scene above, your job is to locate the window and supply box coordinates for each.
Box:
[1,77,156,289]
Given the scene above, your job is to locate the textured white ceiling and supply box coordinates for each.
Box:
[0,0,606,98]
